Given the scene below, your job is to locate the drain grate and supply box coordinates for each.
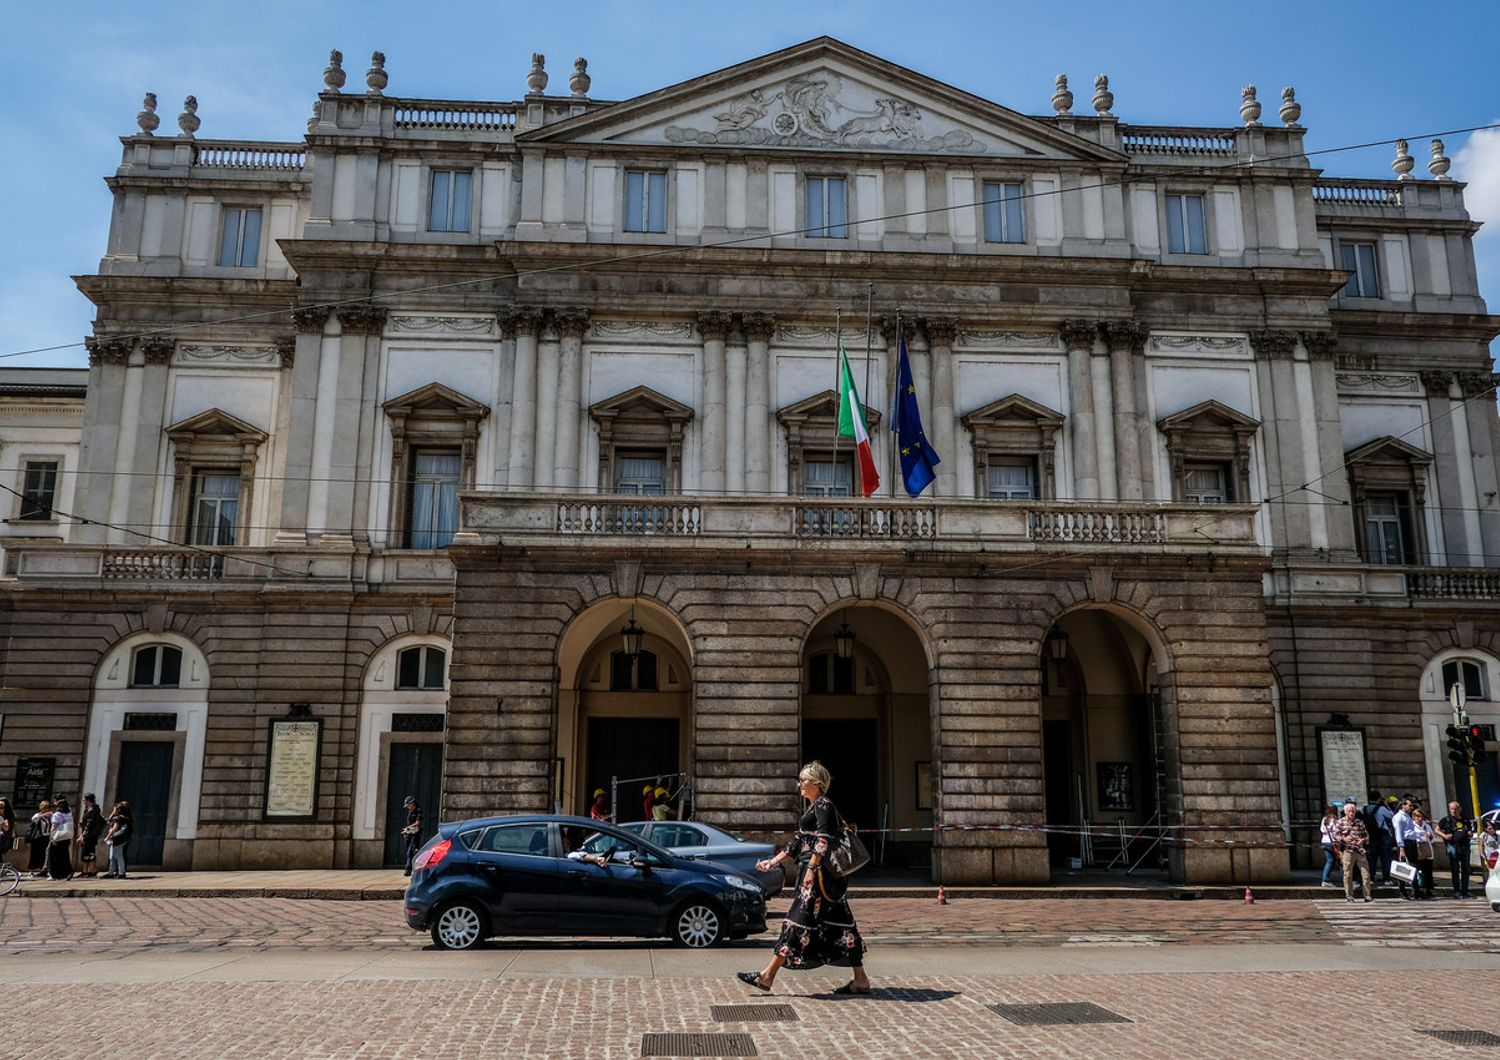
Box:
[1416,1029,1500,1047]
[987,1002,1132,1026]
[640,1032,758,1057]
[710,1004,799,1022]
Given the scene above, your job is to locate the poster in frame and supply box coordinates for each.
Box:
[1097,761,1134,812]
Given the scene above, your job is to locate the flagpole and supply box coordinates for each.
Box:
[891,307,902,499]
[862,284,875,497]
[831,306,842,495]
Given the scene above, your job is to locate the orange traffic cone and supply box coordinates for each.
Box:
[1243,887,1254,905]
[935,885,948,905]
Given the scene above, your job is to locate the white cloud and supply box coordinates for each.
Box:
[1454,124,1500,241]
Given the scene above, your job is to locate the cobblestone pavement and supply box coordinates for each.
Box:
[3,969,1499,1058]
[3,894,1499,954]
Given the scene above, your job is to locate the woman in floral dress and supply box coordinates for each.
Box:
[737,762,871,995]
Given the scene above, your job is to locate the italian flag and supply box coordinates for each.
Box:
[837,346,880,497]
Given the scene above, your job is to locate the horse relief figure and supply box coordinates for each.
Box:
[836,98,921,143]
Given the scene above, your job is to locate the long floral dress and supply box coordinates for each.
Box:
[773,795,867,969]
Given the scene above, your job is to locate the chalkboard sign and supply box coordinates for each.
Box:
[14,756,56,807]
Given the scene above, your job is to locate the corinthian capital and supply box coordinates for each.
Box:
[695,309,733,342]
[1459,371,1499,400]
[922,315,959,347]
[741,311,776,343]
[1104,320,1149,352]
[290,306,332,334]
[1058,319,1100,351]
[84,336,133,366]
[1419,369,1456,397]
[880,314,915,346]
[499,305,544,339]
[336,306,388,336]
[140,337,175,364]
[1300,330,1337,362]
[1248,328,1297,360]
[553,306,591,339]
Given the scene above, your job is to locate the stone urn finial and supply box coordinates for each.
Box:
[1091,74,1113,117]
[1052,73,1073,115]
[1278,86,1301,126]
[527,52,548,95]
[136,92,159,136]
[1429,138,1451,180]
[324,49,346,93]
[569,57,591,98]
[1239,84,1262,126]
[366,51,388,94]
[1392,138,1415,180]
[177,95,200,138]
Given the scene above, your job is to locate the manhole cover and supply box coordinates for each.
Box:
[1417,1029,1500,1047]
[710,1004,799,1022]
[987,1002,1132,1026]
[640,1032,758,1057]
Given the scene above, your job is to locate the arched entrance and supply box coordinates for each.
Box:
[1041,607,1169,877]
[556,599,693,821]
[802,605,933,878]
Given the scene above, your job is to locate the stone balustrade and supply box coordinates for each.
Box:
[1311,178,1403,207]
[1407,568,1500,600]
[1120,125,1236,157]
[391,101,519,134]
[191,141,306,170]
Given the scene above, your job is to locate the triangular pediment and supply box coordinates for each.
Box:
[1346,434,1432,466]
[777,388,882,429]
[589,384,694,424]
[165,407,267,441]
[524,37,1123,162]
[961,393,1065,429]
[383,381,490,420]
[1156,399,1260,435]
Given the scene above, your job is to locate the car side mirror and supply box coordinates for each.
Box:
[629,854,650,872]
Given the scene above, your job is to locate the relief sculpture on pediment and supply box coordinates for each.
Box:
[666,72,984,153]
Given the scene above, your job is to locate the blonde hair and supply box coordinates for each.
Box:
[799,761,832,793]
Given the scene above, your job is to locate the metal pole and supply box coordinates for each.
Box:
[611,776,618,825]
[863,284,875,496]
[831,306,843,488]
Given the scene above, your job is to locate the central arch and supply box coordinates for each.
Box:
[802,602,934,880]
[555,597,694,820]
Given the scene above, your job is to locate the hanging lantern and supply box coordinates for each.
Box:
[1047,628,1070,663]
[834,619,856,660]
[620,616,645,659]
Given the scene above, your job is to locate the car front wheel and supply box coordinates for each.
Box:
[431,900,487,950]
[671,900,725,948]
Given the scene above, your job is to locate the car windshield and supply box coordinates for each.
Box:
[575,826,674,863]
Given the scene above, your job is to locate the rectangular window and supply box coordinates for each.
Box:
[803,456,853,497]
[189,472,240,545]
[1339,242,1381,298]
[614,452,667,495]
[1364,491,1410,565]
[18,461,58,520]
[428,170,472,232]
[805,176,848,239]
[623,170,667,233]
[1183,464,1230,504]
[217,207,263,267]
[986,459,1036,500]
[406,450,460,549]
[1165,193,1207,254]
[1441,659,1488,701]
[982,181,1025,244]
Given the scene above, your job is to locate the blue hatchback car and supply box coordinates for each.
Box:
[404,815,769,950]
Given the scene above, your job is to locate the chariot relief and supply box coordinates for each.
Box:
[664,72,984,153]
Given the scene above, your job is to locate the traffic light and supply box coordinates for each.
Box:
[1470,724,1488,761]
[1447,725,1471,766]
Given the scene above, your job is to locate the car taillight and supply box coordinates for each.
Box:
[412,838,451,872]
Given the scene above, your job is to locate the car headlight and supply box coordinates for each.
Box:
[714,874,764,895]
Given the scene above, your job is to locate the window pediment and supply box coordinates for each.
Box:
[382,381,491,423]
[961,394,1063,500]
[777,389,883,430]
[1156,400,1260,505]
[1345,434,1432,469]
[961,393,1065,434]
[165,407,268,445]
[1155,399,1260,440]
[589,385,694,433]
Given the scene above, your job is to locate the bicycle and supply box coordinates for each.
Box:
[0,863,20,897]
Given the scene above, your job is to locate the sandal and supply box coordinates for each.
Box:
[833,982,872,995]
[736,972,771,992]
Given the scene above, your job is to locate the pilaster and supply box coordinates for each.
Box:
[742,312,775,494]
[922,316,958,498]
[697,310,732,493]
[124,337,174,538]
[76,337,134,543]
[552,307,590,490]
[1103,321,1146,500]
[1059,320,1099,500]
[277,306,332,543]
[327,306,386,543]
[881,315,917,498]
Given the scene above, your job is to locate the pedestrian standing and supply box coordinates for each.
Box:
[0,797,14,864]
[400,796,423,877]
[46,797,75,880]
[652,786,671,821]
[737,761,871,995]
[1393,798,1419,900]
[74,793,106,879]
[588,788,610,822]
[1480,820,1499,876]
[1377,795,1399,882]
[1331,800,1376,903]
[1363,791,1392,882]
[1435,801,1475,899]
[103,801,132,879]
[1410,807,1437,899]
[1319,805,1342,888]
[26,800,52,876]
[641,784,656,822]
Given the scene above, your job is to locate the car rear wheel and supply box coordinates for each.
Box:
[671,900,726,948]
[431,900,487,950]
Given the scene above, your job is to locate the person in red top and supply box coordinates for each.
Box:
[1330,800,1376,903]
[641,784,655,822]
[589,788,610,822]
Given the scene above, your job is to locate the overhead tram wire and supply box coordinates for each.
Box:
[3,119,1499,362]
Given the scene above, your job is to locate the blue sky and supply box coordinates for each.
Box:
[3,0,1498,367]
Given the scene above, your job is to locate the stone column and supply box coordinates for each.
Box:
[325,306,386,542]
[725,324,747,493]
[1459,370,1500,563]
[1087,325,1117,501]
[742,311,775,495]
[1302,332,1356,555]
[923,316,959,498]
[1252,329,1309,547]
[881,315,917,498]
[1060,320,1100,500]
[1103,321,1145,500]
[552,307,590,490]
[533,315,561,488]
[124,338,174,538]
[276,307,331,543]
[75,337,133,543]
[503,306,544,489]
[697,310,731,493]
[1422,370,1469,566]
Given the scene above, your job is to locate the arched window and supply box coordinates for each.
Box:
[610,649,658,691]
[131,645,183,688]
[1441,658,1488,701]
[396,646,446,690]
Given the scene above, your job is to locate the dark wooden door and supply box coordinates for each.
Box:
[802,718,879,830]
[384,742,443,867]
[1042,720,1076,866]
[116,741,174,867]
[586,717,680,821]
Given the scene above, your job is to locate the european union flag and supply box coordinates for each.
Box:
[891,336,939,497]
